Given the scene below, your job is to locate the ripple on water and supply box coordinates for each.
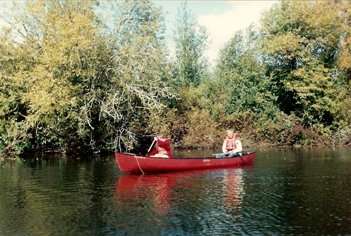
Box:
[1,150,351,235]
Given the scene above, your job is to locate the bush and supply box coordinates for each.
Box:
[182,109,222,149]
[332,127,351,146]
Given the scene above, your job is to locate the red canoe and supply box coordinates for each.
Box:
[115,152,255,174]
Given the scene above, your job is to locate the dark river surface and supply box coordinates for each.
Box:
[0,148,351,235]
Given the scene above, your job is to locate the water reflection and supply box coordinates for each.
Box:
[114,168,248,233]
[222,169,244,211]
[115,173,174,215]
[1,148,351,235]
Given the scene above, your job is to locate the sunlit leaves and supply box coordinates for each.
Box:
[261,1,347,127]
[0,0,175,154]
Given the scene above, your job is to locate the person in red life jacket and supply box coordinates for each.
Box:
[148,136,173,158]
[222,130,242,156]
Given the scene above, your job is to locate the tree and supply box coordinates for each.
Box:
[148,2,210,147]
[0,0,175,154]
[336,2,351,127]
[212,26,277,120]
[260,1,345,128]
[173,2,208,89]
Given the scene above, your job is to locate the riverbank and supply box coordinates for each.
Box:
[1,141,350,160]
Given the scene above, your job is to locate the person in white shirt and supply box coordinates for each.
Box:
[222,130,242,157]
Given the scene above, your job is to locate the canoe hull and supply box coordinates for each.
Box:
[115,152,255,173]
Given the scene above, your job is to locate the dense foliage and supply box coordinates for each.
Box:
[0,0,175,154]
[259,1,351,145]
[0,0,350,155]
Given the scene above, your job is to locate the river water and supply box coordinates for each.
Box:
[0,148,350,235]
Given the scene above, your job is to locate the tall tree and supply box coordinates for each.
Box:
[212,26,277,120]
[260,1,345,128]
[336,2,351,127]
[173,2,208,89]
[148,3,210,147]
[0,0,175,154]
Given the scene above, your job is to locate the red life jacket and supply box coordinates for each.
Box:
[225,133,237,151]
[148,138,173,158]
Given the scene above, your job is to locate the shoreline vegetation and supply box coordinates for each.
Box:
[1,1,351,157]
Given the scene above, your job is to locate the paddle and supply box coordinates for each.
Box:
[146,138,157,156]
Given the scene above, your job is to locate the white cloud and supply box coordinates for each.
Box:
[197,1,278,64]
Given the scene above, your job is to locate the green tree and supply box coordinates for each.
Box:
[260,1,344,128]
[194,26,280,145]
[0,0,175,154]
[173,2,208,89]
[212,26,277,120]
[148,2,210,147]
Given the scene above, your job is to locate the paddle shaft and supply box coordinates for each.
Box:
[146,138,156,155]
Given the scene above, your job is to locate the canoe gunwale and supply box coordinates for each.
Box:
[119,151,255,160]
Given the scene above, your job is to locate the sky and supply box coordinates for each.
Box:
[0,1,278,65]
[155,1,278,64]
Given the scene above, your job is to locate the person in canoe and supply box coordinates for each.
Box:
[147,136,173,158]
[221,130,242,157]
